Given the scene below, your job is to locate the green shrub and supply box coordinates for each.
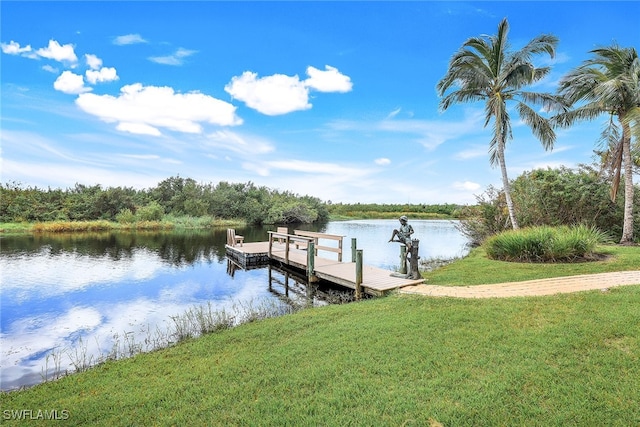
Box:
[458,166,639,245]
[485,225,611,262]
[136,201,164,221]
[115,208,136,224]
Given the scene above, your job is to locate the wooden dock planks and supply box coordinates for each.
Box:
[226,240,424,296]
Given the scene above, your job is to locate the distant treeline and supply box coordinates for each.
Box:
[0,176,328,225]
[326,203,465,219]
[1,176,468,226]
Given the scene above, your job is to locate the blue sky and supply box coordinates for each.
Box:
[1,1,638,204]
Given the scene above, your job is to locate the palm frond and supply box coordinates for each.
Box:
[438,88,487,112]
[552,103,611,128]
[512,34,558,63]
[516,102,555,150]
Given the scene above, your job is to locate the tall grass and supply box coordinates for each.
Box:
[30,220,172,233]
[34,298,304,387]
[485,225,611,262]
[15,216,244,233]
[169,299,301,342]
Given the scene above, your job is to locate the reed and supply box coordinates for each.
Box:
[32,220,114,233]
[34,297,305,387]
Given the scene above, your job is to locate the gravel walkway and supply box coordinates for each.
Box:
[400,271,640,298]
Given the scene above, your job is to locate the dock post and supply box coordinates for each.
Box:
[399,245,407,274]
[355,249,363,300]
[307,241,316,282]
[351,238,357,262]
[408,239,420,280]
[284,235,290,264]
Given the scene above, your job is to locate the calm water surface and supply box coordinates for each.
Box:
[0,220,468,390]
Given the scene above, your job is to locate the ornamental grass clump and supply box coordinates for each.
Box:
[485,225,610,262]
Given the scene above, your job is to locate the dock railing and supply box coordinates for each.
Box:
[267,231,314,265]
[293,230,344,262]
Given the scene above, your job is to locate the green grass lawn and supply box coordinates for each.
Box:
[423,244,640,286]
[2,245,639,426]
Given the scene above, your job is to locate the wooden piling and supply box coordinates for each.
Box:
[307,242,316,282]
[351,238,357,263]
[399,245,407,274]
[408,239,420,280]
[355,249,363,299]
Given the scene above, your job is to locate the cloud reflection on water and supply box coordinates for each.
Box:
[0,233,276,390]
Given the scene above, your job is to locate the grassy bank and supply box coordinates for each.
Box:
[0,216,245,234]
[423,244,640,286]
[1,245,639,425]
[1,288,639,426]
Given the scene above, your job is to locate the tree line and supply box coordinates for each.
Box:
[0,176,469,225]
[326,202,465,219]
[0,176,329,225]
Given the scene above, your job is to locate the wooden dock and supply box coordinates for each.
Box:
[225,230,425,296]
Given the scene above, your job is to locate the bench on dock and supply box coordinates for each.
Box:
[276,227,288,243]
[227,229,244,247]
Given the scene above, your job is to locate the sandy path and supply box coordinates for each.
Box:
[400,271,640,298]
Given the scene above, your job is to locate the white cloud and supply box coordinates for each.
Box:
[376,119,475,151]
[454,146,486,160]
[225,65,353,116]
[385,108,402,120]
[85,54,102,70]
[267,159,368,177]
[204,130,274,155]
[86,67,119,84]
[242,162,271,177]
[225,71,311,116]
[149,48,197,65]
[113,34,147,45]
[53,71,91,94]
[36,39,78,63]
[304,65,352,92]
[375,158,391,165]
[75,83,242,136]
[42,64,58,74]
[452,181,481,191]
[1,40,32,55]
[116,122,162,136]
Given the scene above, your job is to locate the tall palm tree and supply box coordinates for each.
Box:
[437,18,563,229]
[556,45,639,244]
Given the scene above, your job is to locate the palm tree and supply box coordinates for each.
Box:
[437,18,563,229]
[556,45,639,244]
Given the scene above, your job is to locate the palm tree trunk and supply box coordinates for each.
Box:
[620,122,635,244]
[497,142,519,229]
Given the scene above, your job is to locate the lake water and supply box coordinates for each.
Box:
[0,220,469,391]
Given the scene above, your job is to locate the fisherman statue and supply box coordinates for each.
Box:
[388,215,414,251]
[388,215,421,280]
